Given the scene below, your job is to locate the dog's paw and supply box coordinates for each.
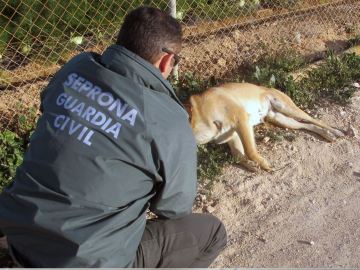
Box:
[323,130,338,142]
[252,159,272,172]
[235,157,260,172]
[332,128,345,138]
[258,157,272,171]
[243,160,261,172]
[236,156,272,172]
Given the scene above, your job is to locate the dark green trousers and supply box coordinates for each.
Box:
[134,213,227,268]
[1,214,227,268]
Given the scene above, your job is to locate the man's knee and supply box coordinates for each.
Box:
[186,213,227,253]
[206,214,227,252]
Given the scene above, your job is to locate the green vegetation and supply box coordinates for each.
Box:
[176,0,260,22]
[261,0,300,9]
[245,50,360,107]
[1,0,300,64]
[0,130,25,192]
[197,144,236,189]
[1,0,129,62]
[0,106,38,192]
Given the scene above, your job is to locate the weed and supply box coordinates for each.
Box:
[197,144,235,189]
[246,50,360,107]
[0,130,25,192]
[174,72,221,102]
[0,107,38,192]
[256,128,297,143]
[298,51,359,104]
[348,35,360,46]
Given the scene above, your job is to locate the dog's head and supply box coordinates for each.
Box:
[186,94,223,145]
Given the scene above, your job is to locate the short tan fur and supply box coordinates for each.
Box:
[188,83,344,171]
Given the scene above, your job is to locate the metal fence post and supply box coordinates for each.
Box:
[169,0,179,82]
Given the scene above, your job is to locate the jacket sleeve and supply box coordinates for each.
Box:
[148,119,198,219]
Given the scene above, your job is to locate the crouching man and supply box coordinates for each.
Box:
[0,6,227,267]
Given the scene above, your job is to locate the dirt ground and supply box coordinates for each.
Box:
[180,1,360,79]
[197,88,360,268]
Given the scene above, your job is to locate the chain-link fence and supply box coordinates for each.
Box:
[1,0,360,132]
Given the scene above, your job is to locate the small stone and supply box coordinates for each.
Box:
[206,205,216,213]
[258,237,267,243]
[346,161,353,168]
[217,58,226,67]
[263,136,270,143]
[352,82,360,88]
[298,240,315,246]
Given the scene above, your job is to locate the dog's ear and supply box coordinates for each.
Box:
[213,120,222,131]
[183,102,192,114]
[182,101,192,123]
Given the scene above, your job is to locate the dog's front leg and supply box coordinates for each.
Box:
[234,110,271,171]
[227,132,260,172]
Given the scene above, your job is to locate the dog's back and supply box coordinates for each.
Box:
[193,83,273,126]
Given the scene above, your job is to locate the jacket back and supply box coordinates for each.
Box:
[0,45,197,267]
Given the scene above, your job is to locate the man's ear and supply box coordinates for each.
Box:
[157,53,173,78]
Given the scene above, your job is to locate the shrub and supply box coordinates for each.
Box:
[177,0,260,22]
[246,50,360,107]
[0,0,263,63]
[300,52,360,104]
[0,107,38,192]
[1,0,153,63]
[0,130,25,192]
[261,0,300,8]
[197,144,236,189]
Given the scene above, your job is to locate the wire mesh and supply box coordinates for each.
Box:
[1,0,360,132]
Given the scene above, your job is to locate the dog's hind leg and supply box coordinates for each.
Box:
[266,110,338,141]
[269,93,344,140]
[227,132,260,172]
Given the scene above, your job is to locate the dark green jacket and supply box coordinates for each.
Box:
[0,45,197,267]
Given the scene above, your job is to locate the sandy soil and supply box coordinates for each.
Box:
[199,88,360,268]
[180,1,360,79]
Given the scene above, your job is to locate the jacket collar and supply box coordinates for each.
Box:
[100,45,184,108]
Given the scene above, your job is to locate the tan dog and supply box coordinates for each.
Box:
[187,83,344,171]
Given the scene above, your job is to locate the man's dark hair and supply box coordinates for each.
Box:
[116,6,182,64]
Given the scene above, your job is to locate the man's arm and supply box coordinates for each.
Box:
[148,125,197,219]
[149,158,197,219]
